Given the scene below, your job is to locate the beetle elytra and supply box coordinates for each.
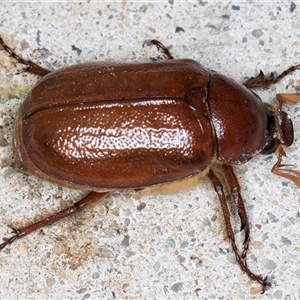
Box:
[1,36,300,293]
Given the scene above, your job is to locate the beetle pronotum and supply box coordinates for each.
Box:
[0,36,300,293]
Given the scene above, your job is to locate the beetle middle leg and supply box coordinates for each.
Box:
[143,39,174,59]
[208,165,270,293]
[0,36,51,77]
[0,191,108,250]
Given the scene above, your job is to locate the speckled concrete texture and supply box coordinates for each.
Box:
[0,1,300,299]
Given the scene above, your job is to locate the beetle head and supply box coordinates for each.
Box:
[262,94,300,188]
[261,103,293,154]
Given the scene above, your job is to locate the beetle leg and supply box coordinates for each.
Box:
[208,168,270,293]
[143,39,174,59]
[222,164,250,257]
[243,64,300,89]
[0,36,51,77]
[0,191,108,250]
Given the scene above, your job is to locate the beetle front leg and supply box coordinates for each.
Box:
[243,64,300,89]
[208,167,270,293]
[0,191,108,250]
[0,36,51,77]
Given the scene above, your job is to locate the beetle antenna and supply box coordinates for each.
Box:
[276,93,300,106]
[272,146,300,188]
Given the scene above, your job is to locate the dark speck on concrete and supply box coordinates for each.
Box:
[290,2,296,13]
[92,272,100,279]
[231,5,240,10]
[252,29,263,38]
[171,282,183,293]
[267,212,279,223]
[281,236,292,245]
[175,26,185,33]
[121,234,130,247]
[81,293,90,300]
[36,29,41,45]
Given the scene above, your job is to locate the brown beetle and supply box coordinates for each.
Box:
[0,36,300,293]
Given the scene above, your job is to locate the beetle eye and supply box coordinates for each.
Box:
[261,139,278,154]
[261,104,278,155]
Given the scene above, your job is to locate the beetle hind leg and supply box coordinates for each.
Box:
[0,36,51,77]
[0,191,108,250]
[208,165,270,293]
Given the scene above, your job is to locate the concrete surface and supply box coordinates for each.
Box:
[0,1,300,299]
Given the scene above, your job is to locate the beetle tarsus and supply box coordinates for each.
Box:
[229,236,271,294]
[143,39,174,59]
[0,227,20,250]
[243,64,300,88]
[0,230,22,250]
[0,35,51,77]
[243,70,274,88]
